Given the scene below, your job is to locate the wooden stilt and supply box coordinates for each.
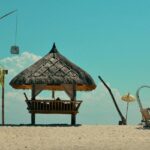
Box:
[71,83,76,126]
[31,84,36,125]
[71,113,76,125]
[31,113,35,125]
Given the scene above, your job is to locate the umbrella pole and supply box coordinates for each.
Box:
[126,102,129,124]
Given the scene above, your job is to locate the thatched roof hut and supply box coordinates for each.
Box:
[9,43,96,125]
[10,43,96,91]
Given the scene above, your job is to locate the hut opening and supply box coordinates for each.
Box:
[10,43,96,125]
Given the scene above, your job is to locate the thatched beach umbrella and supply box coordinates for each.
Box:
[10,43,96,91]
[121,93,136,124]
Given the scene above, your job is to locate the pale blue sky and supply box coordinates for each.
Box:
[1,0,150,124]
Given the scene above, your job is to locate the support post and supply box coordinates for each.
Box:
[52,90,55,99]
[1,70,8,126]
[31,84,36,125]
[2,82,4,125]
[71,83,76,126]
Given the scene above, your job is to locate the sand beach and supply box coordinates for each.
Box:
[0,125,150,150]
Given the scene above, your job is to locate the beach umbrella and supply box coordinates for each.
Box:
[121,93,136,124]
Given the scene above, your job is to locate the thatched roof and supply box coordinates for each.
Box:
[10,43,96,91]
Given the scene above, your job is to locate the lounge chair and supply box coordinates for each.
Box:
[136,86,150,127]
[141,108,150,127]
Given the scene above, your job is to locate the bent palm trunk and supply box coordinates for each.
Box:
[98,76,126,125]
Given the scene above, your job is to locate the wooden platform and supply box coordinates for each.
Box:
[26,100,82,115]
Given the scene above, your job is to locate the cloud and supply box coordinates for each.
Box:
[0,52,141,125]
[0,52,41,78]
[0,52,41,124]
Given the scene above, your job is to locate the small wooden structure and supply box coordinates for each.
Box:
[10,43,96,125]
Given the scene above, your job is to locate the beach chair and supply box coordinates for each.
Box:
[141,108,150,127]
[136,86,150,127]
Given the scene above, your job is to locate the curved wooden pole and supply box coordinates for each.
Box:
[0,10,17,21]
[136,85,150,111]
[98,76,126,125]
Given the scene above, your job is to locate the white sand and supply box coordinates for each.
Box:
[0,125,150,150]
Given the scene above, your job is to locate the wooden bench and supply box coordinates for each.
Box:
[25,99,82,115]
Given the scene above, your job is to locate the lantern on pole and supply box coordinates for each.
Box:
[0,9,17,125]
[10,10,19,55]
[0,10,19,55]
[10,45,19,54]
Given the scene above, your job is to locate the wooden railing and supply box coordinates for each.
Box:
[25,100,82,114]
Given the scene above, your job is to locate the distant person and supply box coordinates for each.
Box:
[56,97,61,101]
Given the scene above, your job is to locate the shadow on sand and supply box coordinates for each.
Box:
[136,126,150,130]
[0,124,82,127]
